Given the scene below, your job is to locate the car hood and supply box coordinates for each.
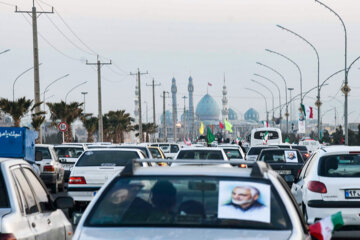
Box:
[76,227,292,240]
[0,208,11,232]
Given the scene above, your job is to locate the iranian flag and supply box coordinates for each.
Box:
[263,121,269,128]
[301,104,313,119]
[309,212,344,240]
[263,131,269,144]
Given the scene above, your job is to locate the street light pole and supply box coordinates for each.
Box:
[251,79,275,124]
[42,73,69,111]
[276,25,320,139]
[288,88,294,122]
[81,92,88,114]
[245,88,269,124]
[65,81,88,103]
[0,49,10,55]
[256,62,289,134]
[13,63,42,101]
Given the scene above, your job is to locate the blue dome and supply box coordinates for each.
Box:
[244,108,259,122]
[228,108,238,120]
[160,110,172,125]
[195,94,220,121]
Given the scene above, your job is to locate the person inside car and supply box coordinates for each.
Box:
[149,181,177,222]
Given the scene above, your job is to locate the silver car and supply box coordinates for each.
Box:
[73,161,310,240]
[0,158,73,239]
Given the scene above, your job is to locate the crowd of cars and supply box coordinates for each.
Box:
[2,139,360,239]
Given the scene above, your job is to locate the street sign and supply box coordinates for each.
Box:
[58,122,68,132]
[341,85,351,95]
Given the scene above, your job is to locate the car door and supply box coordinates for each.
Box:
[11,167,51,240]
[23,167,66,239]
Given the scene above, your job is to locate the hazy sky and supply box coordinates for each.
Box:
[1,0,360,125]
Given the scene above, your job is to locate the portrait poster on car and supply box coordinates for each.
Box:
[285,151,298,163]
[218,181,271,223]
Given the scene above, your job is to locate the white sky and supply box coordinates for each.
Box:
[1,0,360,125]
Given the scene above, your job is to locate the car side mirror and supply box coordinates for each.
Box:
[54,196,74,209]
[35,151,43,161]
[284,175,295,183]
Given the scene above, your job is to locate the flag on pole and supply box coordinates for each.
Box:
[263,131,269,144]
[199,121,204,135]
[301,104,314,119]
[207,126,215,144]
[224,119,233,133]
[208,82,212,86]
[219,121,224,129]
[263,121,269,128]
[309,212,344,240]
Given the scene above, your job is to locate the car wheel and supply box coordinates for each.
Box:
[51,180,58,194]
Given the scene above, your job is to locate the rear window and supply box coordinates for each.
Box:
[117,147,149,158]
[253,131,279,140]
[149,148,162,159]
[177,150,224,160]
[318,154,360,177]
[84,176,291,230]
[0,169,10,208]
[35,147,51,160]
[223,149,242,159]
[76,151,139,167]
[248,146,277,155]
[54,147,83,158]
[259,150,301,163]
[292,146,307,151]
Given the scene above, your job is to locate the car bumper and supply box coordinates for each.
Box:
[67,186,101,202]
[40,173,57,185]
[306,200,360,225]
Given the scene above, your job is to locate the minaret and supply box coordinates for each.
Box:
[171,77,177,141]
[134,81,139,123]
[188,76,194,140]
[222,75,229,121]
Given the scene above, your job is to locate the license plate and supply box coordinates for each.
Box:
[62,164,73,169]
[345,189,360,199]
[275,170,291,175]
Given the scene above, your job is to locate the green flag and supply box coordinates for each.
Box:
[224,119,233,133]
[285,137,290,143]
[207,126,215,144]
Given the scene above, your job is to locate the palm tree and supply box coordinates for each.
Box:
[104,110,134,143]
[81,115,98,142]
[143,123,157,142]
[0,97,41,127]
[47,101,83,142]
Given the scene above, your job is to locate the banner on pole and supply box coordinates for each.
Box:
[298,120,306,134]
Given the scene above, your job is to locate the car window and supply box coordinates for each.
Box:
[259,151,286,163]
[318,154,360,177]
[54,147,84,158]
[35,147,51,160]
[159,145,170,153]
[177,150,224,160]
[223,149,242,159]
[23,168,52,212]
[248,146,277,155]
[303,153,318,178]
[292,146,307,151]
[12,168,38,214]
[76,151,140,167]
[84,176,291,230]
[149,148,162,159]
[117,147,150,158]
[170,145,179,153]
[0,168,10,208]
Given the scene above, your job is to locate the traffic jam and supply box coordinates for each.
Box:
[1,127,359,240]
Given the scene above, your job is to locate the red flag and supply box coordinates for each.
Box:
[208,82,212,86]
[219,121,224,129]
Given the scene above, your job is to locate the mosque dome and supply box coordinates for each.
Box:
[160,110,172,125]
[228,108,238,121]
[195,94,220,121]
[244,108,259,122]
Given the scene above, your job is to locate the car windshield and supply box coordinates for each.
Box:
[223,149,242,159]
[84,176,291,230]
[76,151,139,167]
[0,169,10,208]
[177,150,224,160]
[149,148,163,159]
[54,147,83,158]
[318,154,360,177]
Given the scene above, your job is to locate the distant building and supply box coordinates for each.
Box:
[244,108,259,122]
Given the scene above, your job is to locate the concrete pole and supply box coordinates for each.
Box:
[97,60,104,142]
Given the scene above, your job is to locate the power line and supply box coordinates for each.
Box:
[0,1,14,7]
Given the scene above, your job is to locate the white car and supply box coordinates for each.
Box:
[291,146,360,230]
[0,158,73,239]
[150,143,181,159]
[67,148,148,212]
[35,144,65,193]
[54,144,87,182]
[217,146,246,160]
[73,161,310,240]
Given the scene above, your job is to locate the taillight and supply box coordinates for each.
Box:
[0,233,17,240]
[308,181,327,193]
[69,176,86,184]
[65,154,70,158]
[43,165,55,172]
[239,164,247,168]
[305,153,310,159]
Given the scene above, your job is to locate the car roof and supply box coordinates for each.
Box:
[84,148,141,152]
[319,145,360,154]
[260,148,299,152]
[132,165,252,177]
[250,145,278,149]
[35,144,54,148]
[179,147,222,151]
[54,144,84,148]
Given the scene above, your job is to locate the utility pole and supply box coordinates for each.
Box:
[15,2,53,144]
[86,55,111,142]
[146,78,161,125]
[131,69,148,142]
[161,91,170,142]
[182,96,187,139]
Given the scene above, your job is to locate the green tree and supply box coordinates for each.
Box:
[47,101,83,142]
[104,110,134,143]
[321,130,331,144]
[0,97,41,127]
[331,126,344,145]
